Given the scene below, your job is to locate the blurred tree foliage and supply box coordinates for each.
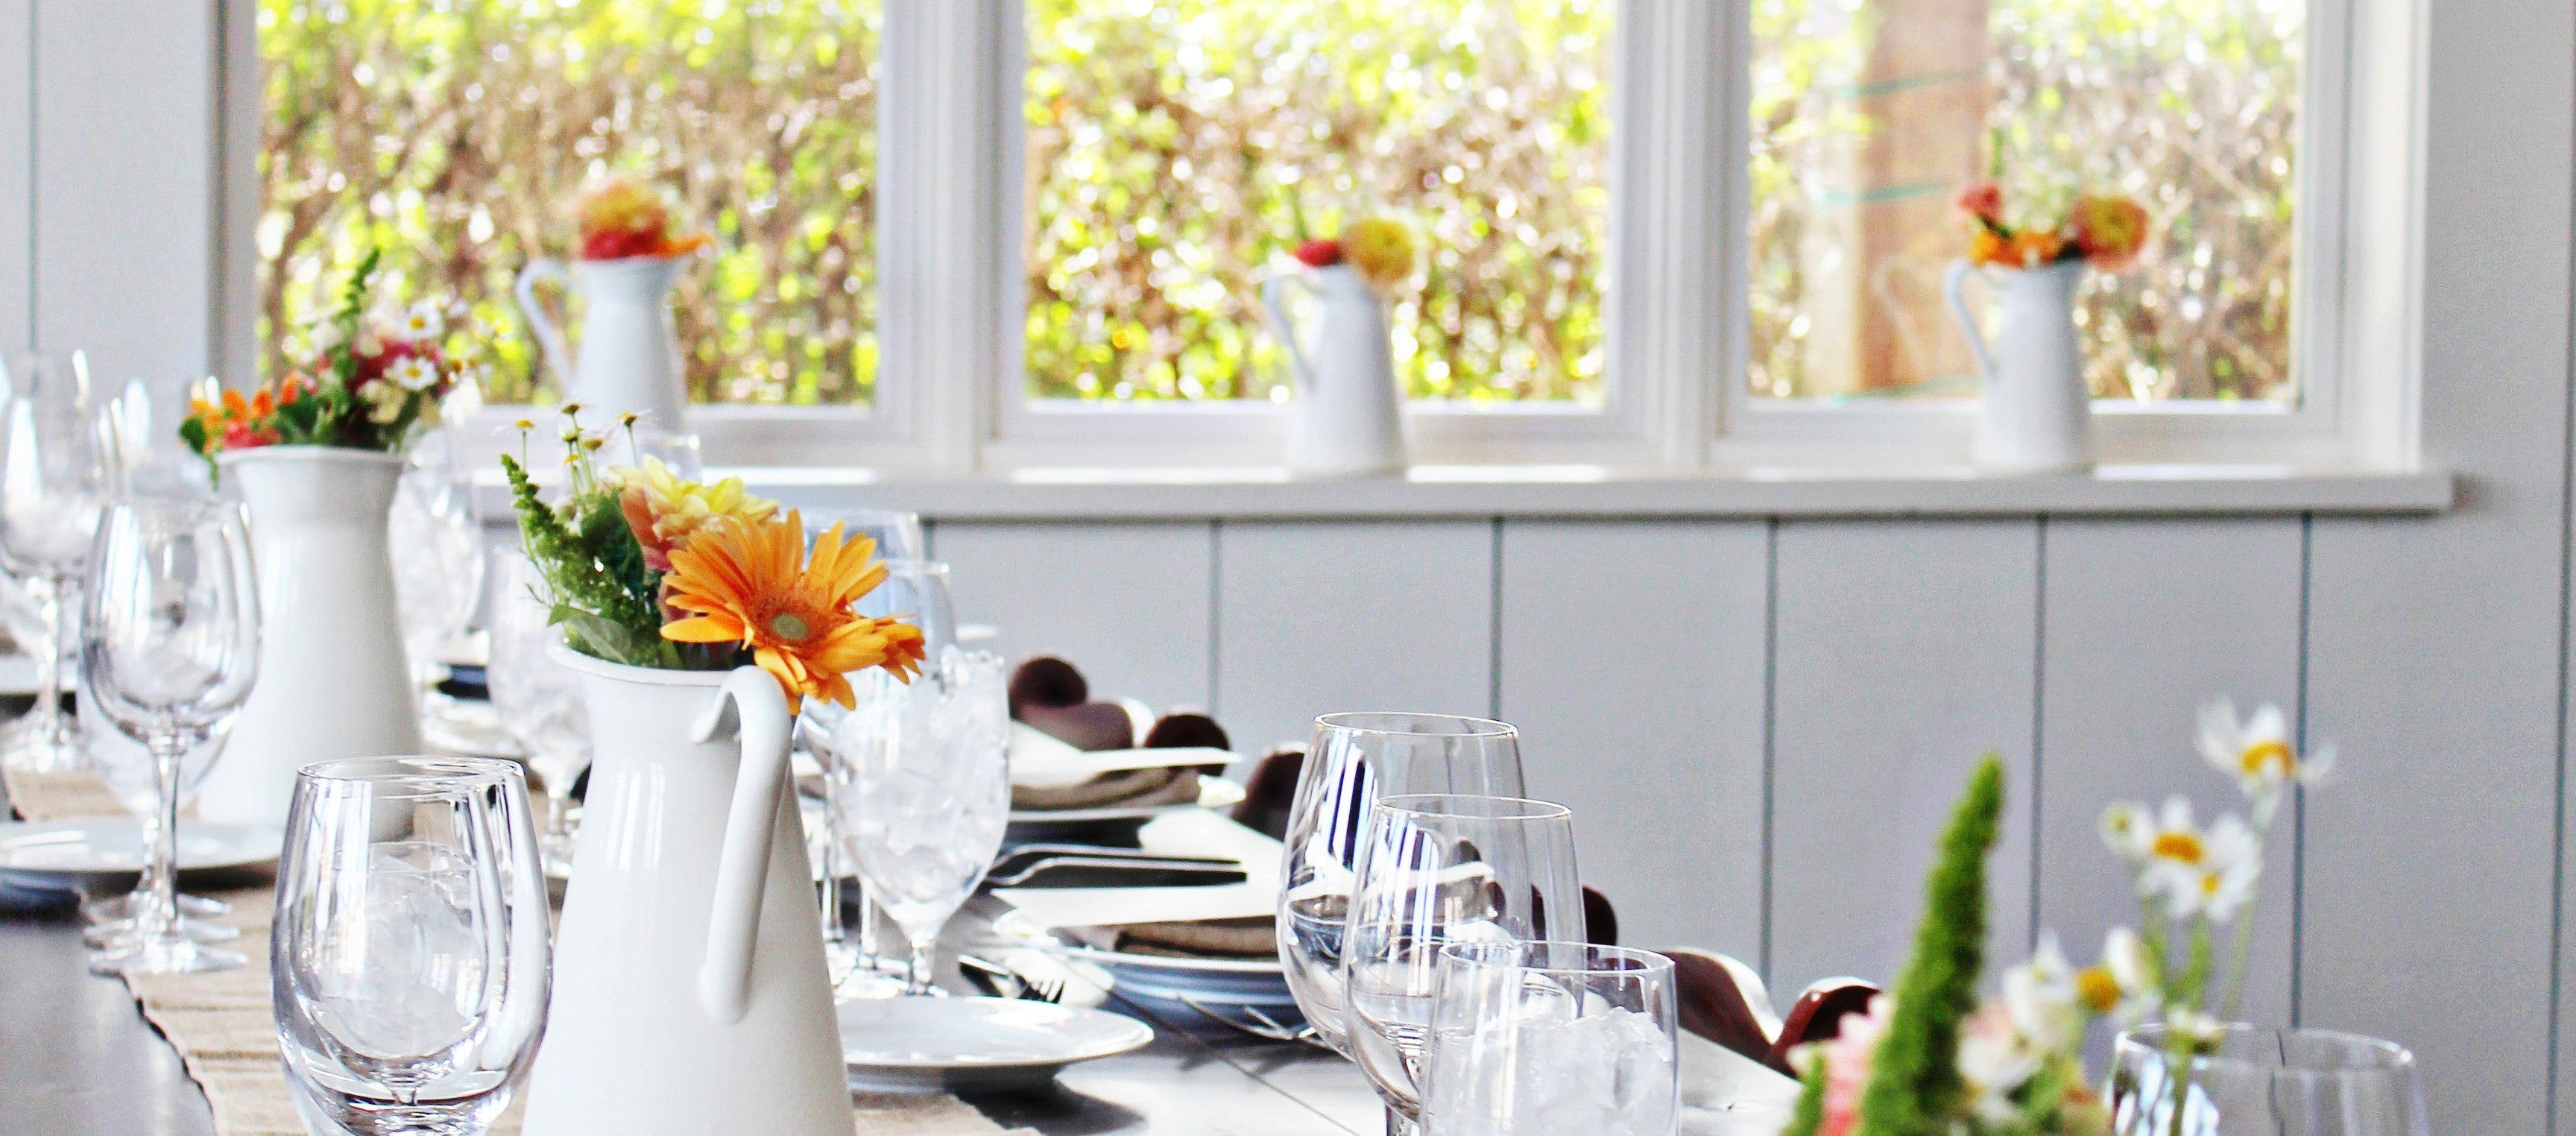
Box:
[259,0,880,406]
[1024,0,1610,403]
[1752,0,2304,402]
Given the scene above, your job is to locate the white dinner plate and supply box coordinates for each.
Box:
[839,995,1152,1091]
[0,818,283,891]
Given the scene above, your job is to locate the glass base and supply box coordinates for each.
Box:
[83,891,230,923]
[89,934,245,976]
[83,914,241,949]
[0,714,86,774]
[1384,1108,1419,1136]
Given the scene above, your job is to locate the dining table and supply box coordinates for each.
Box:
[0,781,1799,1136]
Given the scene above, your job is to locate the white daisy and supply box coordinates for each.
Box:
[398,302,445,341]
[2197,698,2334,824]
[1957,1002,2040,1124]
[2085,927,2162,1026]
[2100,800,2155,863]
[2140,807,2262,923]
[387,355,440,391]
[2003,930,2083,1054]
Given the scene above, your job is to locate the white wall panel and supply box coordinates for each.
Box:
[33,0,215,394]
[2307,1,2573,1131]
[1769,520,2039,991]
[933,521,1215,716]
[2036,519,2304,1038]
[1497,520,1769,955]
[1214,520,1494,757]
[0,0,29,359]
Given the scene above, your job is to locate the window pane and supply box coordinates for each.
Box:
[1024,0,1611,406]
[1751,0,2302,403]
[259,0,880,406]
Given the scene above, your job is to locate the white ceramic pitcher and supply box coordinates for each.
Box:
[1944,259,2097,473]
[1262,264,1407,476]
[515,255,692,432]
[193,447,422,828]
[519,654,847,1136]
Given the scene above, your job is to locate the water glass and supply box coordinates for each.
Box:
[1421,941,1679,1136]
[1281,713,1527,1056]
[391,429,484,699]
[79,495,261,976]
[1345,794,1584,1135]
[804,508,926,563]
[842,646,1009,995]
[484,549,590,874]
[274,757,551,1136]
[0,352,107,774]
[856,558,956,658]
[2110,1026,2432,1136]
[616,428,702,479]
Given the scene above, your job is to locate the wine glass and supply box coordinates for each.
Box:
[812,546,944,992]
[392,428,486,739]
[75,662,239,947]
[617,427,703,479]
[2110,1025,2432,1136]
[0,352,107,774]
[1421,941,1680,1136]
[804,508,926,562]
[78,494,261,976]
[1279,713,1527,1056]
[844,646,1009,995]
[273,757,552,1135]
[484,549,590,875]
[1343,794,1584,1136]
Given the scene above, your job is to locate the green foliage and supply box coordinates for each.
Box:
[1784,1050,1831,1136]
[501,451,710,669]
[1855,754,2005,1136]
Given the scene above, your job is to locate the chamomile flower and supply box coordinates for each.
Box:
[2080,927,2159,1025]
[2100,800,2156,863]
[2138,802,2261,923]
[2162,1004,2229,1051]
[2003,930,2083,1053]
[2198,698,2334,824]
[387,355,440,391]
[397,302,445,340]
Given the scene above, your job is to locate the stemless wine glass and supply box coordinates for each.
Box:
[78,495,261,976]
[0,352,108,773]
[484,549,590,875]
[845,646,1009,995]
[1280,713,1527,1056]
[1420,941,1680,1136]
[2109,1025,2433,1136]
[274,757,552,1136]
[1343,794,1584,1136]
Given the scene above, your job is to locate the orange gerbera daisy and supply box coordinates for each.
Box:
[658,510,927,709]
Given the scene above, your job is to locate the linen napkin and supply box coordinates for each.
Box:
[1006,723,1229,811]
[993,810,1284,957]
[2,766,127,820]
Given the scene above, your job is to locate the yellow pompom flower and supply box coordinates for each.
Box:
[610,457,780,571]
[1342,218,1416,294]
[2069,193,2150,270]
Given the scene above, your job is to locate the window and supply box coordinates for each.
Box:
[1749,0,2307,406]
[259,0,881,408]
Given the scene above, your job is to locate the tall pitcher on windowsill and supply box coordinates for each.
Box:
[515,176,714,435]
[1262,218,1419,476]
[1942,183,2152,474]
[499,414,929,1135]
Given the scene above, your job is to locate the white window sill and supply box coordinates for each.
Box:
[479,463,2455,521]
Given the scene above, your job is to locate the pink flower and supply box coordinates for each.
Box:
[1955,181,2006,224]
[1810,994,1892,1136]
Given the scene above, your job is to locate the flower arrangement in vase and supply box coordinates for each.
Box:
[1942,182,2153,475]
[182,250,478,828]
[506,408,923,1136]
[1263,216,1418,476]
[517,176,714,432]
[1782,699,2333,1136]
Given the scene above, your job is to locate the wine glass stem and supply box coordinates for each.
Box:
[1383,1108,1418,1136]
[907,937,935,996]
[143,734,185,943]
[30,574,64,740]
[856,882,880,968]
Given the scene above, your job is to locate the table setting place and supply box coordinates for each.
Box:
[0,297,2434,1136]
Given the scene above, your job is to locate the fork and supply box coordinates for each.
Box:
[1178,995,1331,1050]
[959,953,1067,1004]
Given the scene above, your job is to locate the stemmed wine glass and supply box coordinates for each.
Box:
[843,646,1008,996]
[0,352,108,774]
[78,494,261,976]
[802,528,932,993]
[1278,713,1527,1056]
[392,427,486,745]
[485,549,590,875]
[273,757,552,1135]
[1342,794,1584,1136]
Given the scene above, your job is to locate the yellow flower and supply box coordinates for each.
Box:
[1342,218,1416,293]
[2075,966,2123,1015]
[610,457,780,571]
[659,512,928,709]
[2069,193,2150,270]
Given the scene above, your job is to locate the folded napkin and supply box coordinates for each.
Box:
[1078,915,1277,960]
[1006,723,1230,811]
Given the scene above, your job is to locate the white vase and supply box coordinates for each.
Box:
[192,447,422,829]
[1262,264,1407,476]
[1944,259,2097,473]
[519,654,847,1136]
[515,254,692,433]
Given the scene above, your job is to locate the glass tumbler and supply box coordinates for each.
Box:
[2110,1025,2432,1136]
[274,757,552,1136]
[1279,713,1527,1056]
[844,646,1010,996]
[1420,941,1679,1136]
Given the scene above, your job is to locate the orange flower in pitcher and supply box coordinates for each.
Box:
[658,511,927,709]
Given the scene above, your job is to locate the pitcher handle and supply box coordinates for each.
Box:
[514,259,576,391]
[692,666,795,1025]
[1260,273,1320,395]
[1942,259,1998,380]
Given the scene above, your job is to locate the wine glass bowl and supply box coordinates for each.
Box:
[839,646,1009,995]
[0,353,110,774]
[2110,1025,2432,1136]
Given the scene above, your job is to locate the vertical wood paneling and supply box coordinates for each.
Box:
[0,0,29,359]
[1769,519,2039,991]
[2307,1,2573,1131]
[2036,519,2305,1038]
[933,521,1215,716]
[1215,520,1494,757]
[34,0,216,390]
[1496,520,1770,955]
